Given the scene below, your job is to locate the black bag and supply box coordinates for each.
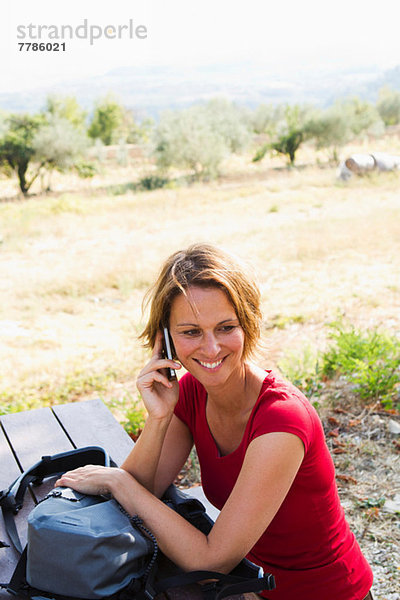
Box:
[0,446,276,600]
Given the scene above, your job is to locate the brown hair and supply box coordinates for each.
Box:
[140,243,262,360]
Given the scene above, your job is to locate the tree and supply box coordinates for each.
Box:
[202,98,251,153]
[154,105,227,178]
[0,114,45,195]
[32,116,90,190]
[253,104,314,166]
[118,108,153,144]
[338,97,384,138]
[153,98,252,178]
[251,103,285,136]
[376,86,400,126]
[44,94,87,131]
[305,108,350,162]
[88,95,125,145]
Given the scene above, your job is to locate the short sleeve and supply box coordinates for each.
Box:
[250,388,316,453]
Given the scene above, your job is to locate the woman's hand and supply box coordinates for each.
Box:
[54,465,128,496]
[136,330,181,421]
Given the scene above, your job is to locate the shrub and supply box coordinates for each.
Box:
[138,174,169,191]
[376,86,400,126]
[122,400,147,441]
[321,322,400,409]
[279,344,323,402]
[153,99,251,179]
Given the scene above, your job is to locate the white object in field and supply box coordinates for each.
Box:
[372,152,400,171]
[337,160,353,180]
[338,152,400,179]
[345,154,375,173]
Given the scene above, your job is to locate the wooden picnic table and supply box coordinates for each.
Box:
[0,398,217,599]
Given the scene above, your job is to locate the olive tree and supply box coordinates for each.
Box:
[88,94,125,145]
[153,99,251,178]
[44,94,87,131]
[305,108,351,162]
[253,104,314,166]
[0,114,45,195]
[32,116,90,190]
[376,86,400,126]
[338,97,384,138]
[154,107,226,178]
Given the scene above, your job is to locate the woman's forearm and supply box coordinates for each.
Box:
[110,469,235,574]
[121,414,172,494]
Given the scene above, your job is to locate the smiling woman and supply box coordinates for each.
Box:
[57,243,374,600]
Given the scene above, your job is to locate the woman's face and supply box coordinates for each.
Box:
[169,285,245,389]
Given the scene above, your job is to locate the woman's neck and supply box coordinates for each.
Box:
[206,362,266,415]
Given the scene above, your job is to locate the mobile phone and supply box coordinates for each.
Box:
[162,327,177,381]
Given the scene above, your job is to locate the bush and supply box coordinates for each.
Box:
[321,322,400,409]
[75,160,98,178]
[33,116,90,172]
[153,99,251,179]
[279,344,323,402]
[138,174,169,191]
[376,86,400,126]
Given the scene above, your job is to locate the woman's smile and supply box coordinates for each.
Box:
[194,356,226,371]
[169,286,245,388]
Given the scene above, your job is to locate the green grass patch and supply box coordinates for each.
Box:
[321,321,400,410]
[0,367,118,415]
[278,344,323,403]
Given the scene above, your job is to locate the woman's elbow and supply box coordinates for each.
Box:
[179,541,241,575]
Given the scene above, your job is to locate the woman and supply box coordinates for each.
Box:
[56,243,374,600]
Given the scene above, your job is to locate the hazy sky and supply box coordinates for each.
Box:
[1,0,400,93]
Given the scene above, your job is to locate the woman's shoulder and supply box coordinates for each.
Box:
[251,370,321,450]
[259,370,314,409]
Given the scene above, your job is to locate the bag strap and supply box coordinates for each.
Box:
[162,485,214,535]
[0,445,115,554]
[159,486,276,599]
[161,485,267,581]
[154,570,276,599]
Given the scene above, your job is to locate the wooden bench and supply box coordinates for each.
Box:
[0,398,218,599]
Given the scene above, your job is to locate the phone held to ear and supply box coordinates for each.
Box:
[162,326,177,381]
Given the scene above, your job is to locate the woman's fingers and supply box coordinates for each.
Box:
[139,357,180,378]
[137,368,174,390]
[151,330,164,359]
[54,465,118,496]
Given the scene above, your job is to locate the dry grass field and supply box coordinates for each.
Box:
[1,145,399,597]
[1,145,400,415]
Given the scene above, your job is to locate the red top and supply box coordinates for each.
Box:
[174,371,373,600]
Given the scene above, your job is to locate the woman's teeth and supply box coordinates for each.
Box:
[198,359,223,369]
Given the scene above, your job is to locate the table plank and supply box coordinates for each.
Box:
[53,398,134,466]
[0,399,129,598]
[0,407,73,471]
[0,424,21,490]
[0,425,22,593]
[1,407,74,598]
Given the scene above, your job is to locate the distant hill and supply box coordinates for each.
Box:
[1,61,400,119]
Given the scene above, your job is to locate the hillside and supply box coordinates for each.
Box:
[1,61,400,118]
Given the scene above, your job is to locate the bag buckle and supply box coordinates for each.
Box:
[0,492,21,514]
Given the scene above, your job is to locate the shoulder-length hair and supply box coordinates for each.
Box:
[140,243,262,360]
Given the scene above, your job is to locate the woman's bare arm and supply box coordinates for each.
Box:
[58,431,304,573]
[121,414,193,497]
[121,330,187,494]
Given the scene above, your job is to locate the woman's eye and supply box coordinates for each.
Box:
[219,325,235,333]
[183,329,201,336]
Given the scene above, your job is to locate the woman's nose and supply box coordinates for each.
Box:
[201,333,220,357]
